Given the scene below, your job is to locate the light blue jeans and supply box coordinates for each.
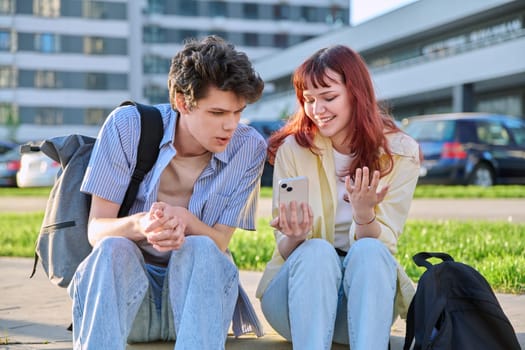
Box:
[68,235,239,350]
[261,238,397,350]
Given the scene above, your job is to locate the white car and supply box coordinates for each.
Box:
[16,151,60,188]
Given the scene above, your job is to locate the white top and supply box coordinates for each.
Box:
[333,148,353,252]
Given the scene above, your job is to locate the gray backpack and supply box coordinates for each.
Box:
[28,101,163,288]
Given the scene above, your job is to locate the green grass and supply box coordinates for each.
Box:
[413,185,525,198]
[0,187,51,197]
[1,185,525,199]
[232,219,525,294]
[4,212,522,293]
[0,212,44,257]
[398,220,525,294]
[260,185,525,199]
[0,213,525,294]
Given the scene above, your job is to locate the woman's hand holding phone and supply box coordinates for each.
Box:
[271,176,313,241]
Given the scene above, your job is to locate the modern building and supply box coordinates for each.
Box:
[246,0,525,122]
[0,0,349,142]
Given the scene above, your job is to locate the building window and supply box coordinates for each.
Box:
[85,108,106,125]
[0,103,18,125]
[0,0,13,14]
[82,0,105,19]
[330,5,347,25]
[144,84,168,104]
[209,30,227,41]
[209,1,227,17]
[179,29,197,43]
[178,0,197,16]
[35,70,61,88]
[243,3,258,19]
[300,6,317,22]
[0,66,15,88]
[84,36,104,54]
[0,30,12,51]
[243,32,258,47]
[33,0,60,17]
[273,4,290,20]
[35,108,63,125]
[144,26,165,43]
[34,33,60,53]
[274,33,288,48]
[86,73,107,89]
[146,0,165,14]
[143,55,170,74]
[477,94,522,117]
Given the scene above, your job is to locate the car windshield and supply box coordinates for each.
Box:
[404,119,455,142]
[502,118,525,146]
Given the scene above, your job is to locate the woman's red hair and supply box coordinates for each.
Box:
[267,45,400,179]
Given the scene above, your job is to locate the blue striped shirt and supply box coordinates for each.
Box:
[81,103,267,258]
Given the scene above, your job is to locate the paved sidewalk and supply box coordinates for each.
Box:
[1,257,524,350]
[1,197,524,349]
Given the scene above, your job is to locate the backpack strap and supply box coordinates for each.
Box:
[413,252,454,269]
[403,300,415,350]
[117,101,164,217]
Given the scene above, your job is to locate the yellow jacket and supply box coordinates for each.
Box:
[256,131,421,319]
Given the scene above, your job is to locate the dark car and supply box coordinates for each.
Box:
[0,140,18,155]
[245,120,285,187]
[0,146,21,187]
[401,113,525,186]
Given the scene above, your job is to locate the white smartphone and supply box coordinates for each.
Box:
[278,176,309,223]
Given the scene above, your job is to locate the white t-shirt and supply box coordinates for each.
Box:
[333,148,354,252]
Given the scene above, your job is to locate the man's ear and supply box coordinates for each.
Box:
[174,93,189,114]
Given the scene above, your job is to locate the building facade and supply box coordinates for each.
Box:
[247,0,525,122]
[0,0,348,142]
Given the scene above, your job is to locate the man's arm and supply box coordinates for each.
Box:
[87,196,182,249]
[86,196,148,246]
[184,212,234,252]
[148,203,234,252]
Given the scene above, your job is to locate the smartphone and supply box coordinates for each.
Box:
[278,176,309,223]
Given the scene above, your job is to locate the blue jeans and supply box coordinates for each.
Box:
[68,235,239,350]
[260,238,397,350]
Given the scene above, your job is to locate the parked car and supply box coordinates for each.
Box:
[0,147,21,186]
[0,140,18,155]
[245,119,285,187]
[401,113,525,186]
[16,151,60,188]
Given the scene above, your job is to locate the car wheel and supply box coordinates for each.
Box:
[469,163,494,187]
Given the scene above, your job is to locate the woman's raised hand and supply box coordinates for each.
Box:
[345,167,388,219]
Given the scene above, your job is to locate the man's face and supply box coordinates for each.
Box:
[176,86,246,155]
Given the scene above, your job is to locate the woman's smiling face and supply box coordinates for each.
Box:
[302,69,352,151]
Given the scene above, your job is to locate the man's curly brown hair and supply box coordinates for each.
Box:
[168,35,264,110]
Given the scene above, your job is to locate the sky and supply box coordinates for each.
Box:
[351,0,419,25]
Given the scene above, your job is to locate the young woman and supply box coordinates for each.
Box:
[256,45,421,349]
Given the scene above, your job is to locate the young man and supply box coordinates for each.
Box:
[68,35,266,350]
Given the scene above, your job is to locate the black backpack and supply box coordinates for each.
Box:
[27,101,163,288]
[403,252,520,350]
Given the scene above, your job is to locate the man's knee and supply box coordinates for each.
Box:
[96,236,137,253]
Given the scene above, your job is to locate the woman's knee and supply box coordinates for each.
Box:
[345,238,396,275]
[294,239,338,262]
[289,239,341,277]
